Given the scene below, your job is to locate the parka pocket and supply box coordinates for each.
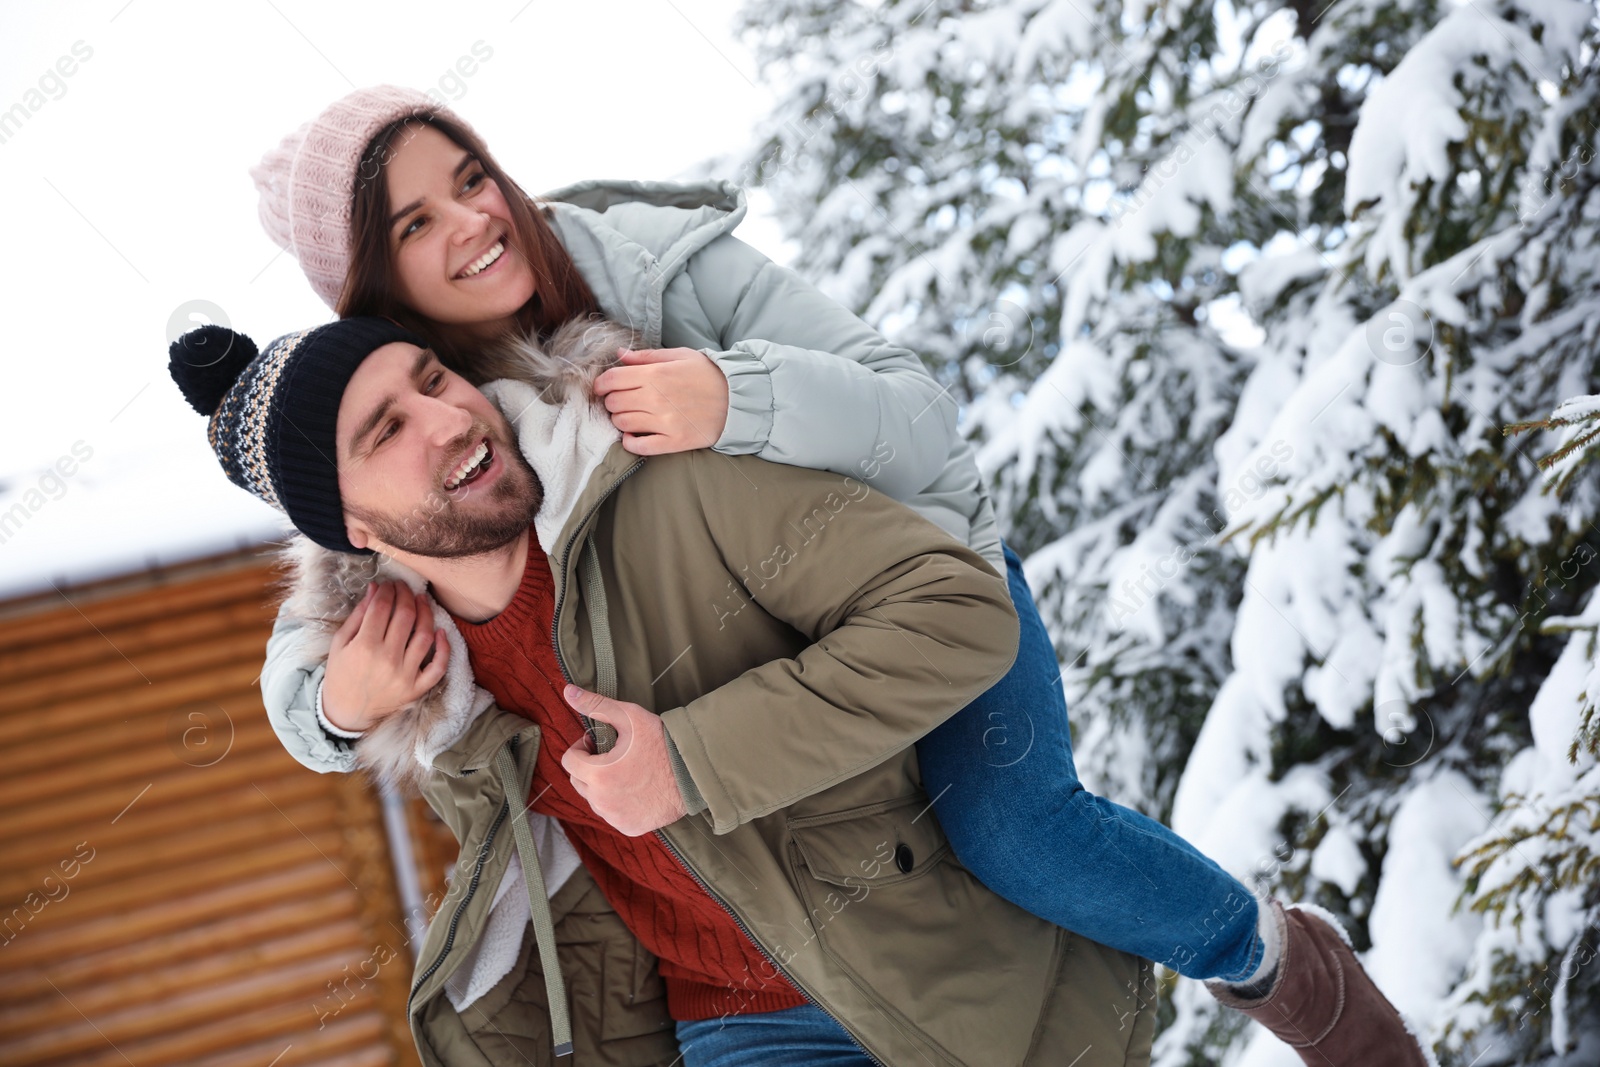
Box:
[788,792,951,891]
[786,792,1058,1064]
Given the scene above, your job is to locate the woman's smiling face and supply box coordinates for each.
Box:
[384,123,537,329]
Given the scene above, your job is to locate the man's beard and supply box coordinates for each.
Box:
[351,426,544,559]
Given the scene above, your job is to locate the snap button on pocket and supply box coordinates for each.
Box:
[789,793,949,887]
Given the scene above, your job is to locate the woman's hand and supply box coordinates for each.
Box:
[593,347,730,455]
[321,581,450,732]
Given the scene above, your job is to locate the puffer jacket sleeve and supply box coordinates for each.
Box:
[684,234,957,501]
[657,451,1020,834]
[261,607,360,774]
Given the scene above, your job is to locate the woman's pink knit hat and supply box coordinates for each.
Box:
[250,86,477,309]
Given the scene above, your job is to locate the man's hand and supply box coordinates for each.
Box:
[559,685,688,836]
[593,347,729,455]
[322,581,450,732]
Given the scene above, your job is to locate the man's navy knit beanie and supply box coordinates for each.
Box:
[167,318,427,554]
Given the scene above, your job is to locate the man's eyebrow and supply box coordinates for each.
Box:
[350,394,397,459]
[349,349,439,457]
[386,152,479,230]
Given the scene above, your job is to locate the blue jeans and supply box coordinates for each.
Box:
[676,1004,873,1066]
[914,542,1263,981]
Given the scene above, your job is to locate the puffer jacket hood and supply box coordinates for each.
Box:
[540,178,747,349]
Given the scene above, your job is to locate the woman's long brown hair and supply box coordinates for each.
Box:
[337,111,602,380]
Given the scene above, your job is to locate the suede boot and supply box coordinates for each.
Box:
[1207,900,1430,1066]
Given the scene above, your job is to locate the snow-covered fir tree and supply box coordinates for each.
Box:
[710,0,1600,1061]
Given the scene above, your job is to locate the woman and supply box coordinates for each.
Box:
[249,86,1424,1066]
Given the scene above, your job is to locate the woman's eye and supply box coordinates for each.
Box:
[400,215,425,240]
[462,169,486,193]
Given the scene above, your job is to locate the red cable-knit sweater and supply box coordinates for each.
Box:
[451,530,807,1022]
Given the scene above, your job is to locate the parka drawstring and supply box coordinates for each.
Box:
[486,538,623,1059]
[493,743,574,1058]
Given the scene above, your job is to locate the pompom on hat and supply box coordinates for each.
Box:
[250,86,480,309]
[169,318,428,553]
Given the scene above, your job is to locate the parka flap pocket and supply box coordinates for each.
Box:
[788,793,950,889]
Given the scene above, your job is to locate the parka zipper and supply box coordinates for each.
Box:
[544,455,884,1066]
[409,457,644,1010]
[409,796,510,1004]
[652,827,885,1067]
[548,457,643,752]
[406,461,645,1014]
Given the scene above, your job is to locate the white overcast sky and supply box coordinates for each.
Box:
[0,0,790,597]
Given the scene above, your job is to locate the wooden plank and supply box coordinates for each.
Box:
[0,860,349,967]
[0,631,277,717]
[0,600,277,683]
[0,895,359,1002]
[0,949,375,1064]
[2,699,286,779]
[0,725,282,812]
[0,919,377,1038]
[176,1017,397,1067]
[0,681,269,749]
[1,772,328,871]
[0,755,321,845]
[0,664,270,744]
[66,1011,390,1067]
[0,558,422,1067]
[0,563,277,650]
[0,793,340,902]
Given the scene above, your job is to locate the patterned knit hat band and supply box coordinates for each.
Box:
[170,318,429,553]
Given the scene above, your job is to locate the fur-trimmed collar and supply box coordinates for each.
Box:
[274,317,636,792]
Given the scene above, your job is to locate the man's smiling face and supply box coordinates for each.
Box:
[336,341,541,558]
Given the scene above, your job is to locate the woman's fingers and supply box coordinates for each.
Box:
[331,583,375,650]
[415,630,450,692]
[596,357,689,396]
[609,410,664,435]
[616,347,685,365]
[593,364,645,396]
[383,586,418,648]
[620,432,678,456]
[356,582,397,644]
[602,389,643,413]
[346,582,431,657]
[402,603,435,671]
[599,354,726,451]
[398,596,449,698]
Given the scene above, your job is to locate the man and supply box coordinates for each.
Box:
[169,316,1157,1067]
